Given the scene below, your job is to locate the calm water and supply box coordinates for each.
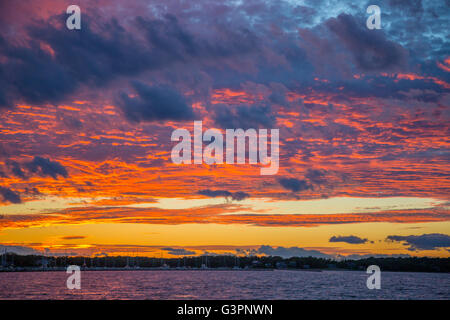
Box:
[0,270,449,300]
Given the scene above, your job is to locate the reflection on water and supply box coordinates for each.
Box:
[0,270,448,300]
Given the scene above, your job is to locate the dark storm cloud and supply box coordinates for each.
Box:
[0,14,150,108]
[26,157,68,179]
[0,38,76,108]
[2,157,68,181]
[0,69,9,109]
[326,13,408,71]
[6,160,26,179]
[0,12,260,109]
[117,81,195,122]
[26,15,154,85]
[198,189,250,201]
[213,104,275,129]
[305,169,328,185]
[386,233,450,251]
[136,14,259,62]
[329,235,368,244]
[0,186,21,204]
[278,178,312,192]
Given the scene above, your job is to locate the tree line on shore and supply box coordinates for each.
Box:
[1,253,449,272]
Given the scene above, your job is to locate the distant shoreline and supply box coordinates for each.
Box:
[2,254,449,273]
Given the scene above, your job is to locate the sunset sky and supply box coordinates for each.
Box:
[0,0,449,259]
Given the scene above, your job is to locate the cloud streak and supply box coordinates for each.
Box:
[386,233,450,251]
[329,235,368,244]
[118,81,196,122]
[0,186,21,204]
[197,189,250,201]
